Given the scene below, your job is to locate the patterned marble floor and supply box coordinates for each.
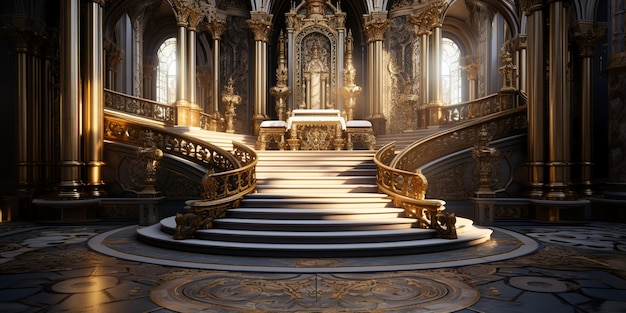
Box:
[0,221,625,313]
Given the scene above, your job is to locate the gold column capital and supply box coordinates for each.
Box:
[363,12,389,43]
[462,63,478,80]
[206,15,227,40]
[247,12,273,43]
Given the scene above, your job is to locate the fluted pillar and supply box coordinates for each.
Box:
[84,0,105,196]
[188,11,203,127]
[524,0,545,198]
[29,41,43,189]
[545,0,572,199]
[574,23,596,196]
[248,12,272,135]
[514,35,527,92]
[363,12,389,135]
[130,10,145,97]
[16,36,30,194]
[58,0,84,198]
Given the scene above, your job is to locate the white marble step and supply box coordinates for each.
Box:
[137,217,493,257]
[227,207,404,220]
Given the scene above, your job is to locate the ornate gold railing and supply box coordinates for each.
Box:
[104,113,258,239]
[422,90,526,126]
[391,106,528,171]
[174,142,258,239]
[104,114,239,171]
[105,89,176,125]
[374,143,457,239]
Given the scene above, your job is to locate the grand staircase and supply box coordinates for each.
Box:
[137,128,493,257]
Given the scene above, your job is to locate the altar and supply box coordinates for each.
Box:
[256,110,375,151]
[286,109,345,150]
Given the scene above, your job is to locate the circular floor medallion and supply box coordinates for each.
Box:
[151,272,479,312]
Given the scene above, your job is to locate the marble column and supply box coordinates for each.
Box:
[545,0,572,199]
[430,25,443,106]
[248,12,272,135]
[363,12,389,135]
[523,0,545,198]
[58,0,84,198]
[84,0,106,196]
[175,12,189,125]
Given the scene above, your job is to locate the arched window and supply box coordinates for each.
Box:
[156,37,177,104]
[441,37,462,104]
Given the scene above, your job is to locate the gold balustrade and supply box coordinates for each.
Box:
[105,89,176,125]
[104,115,240,172]
[176,142,257,239]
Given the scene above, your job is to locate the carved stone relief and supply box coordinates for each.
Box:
[385,16,420,134]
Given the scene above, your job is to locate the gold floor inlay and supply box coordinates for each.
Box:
[151,271,479,312]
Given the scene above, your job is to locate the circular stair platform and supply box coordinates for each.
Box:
[137,216,492,257]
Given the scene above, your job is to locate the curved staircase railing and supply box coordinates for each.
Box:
[104,113,240,171]
[391,106,528,171]
[374,143,457,239]
[104,113,258,239]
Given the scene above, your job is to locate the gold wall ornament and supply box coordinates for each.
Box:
[136,130,163,195]
[472,126,500,193]
[341,30,361,121]
[221,78,241,133]
[499,49,516,91]
[270,31,291,121]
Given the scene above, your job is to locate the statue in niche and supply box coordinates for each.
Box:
[302,41,330,109]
